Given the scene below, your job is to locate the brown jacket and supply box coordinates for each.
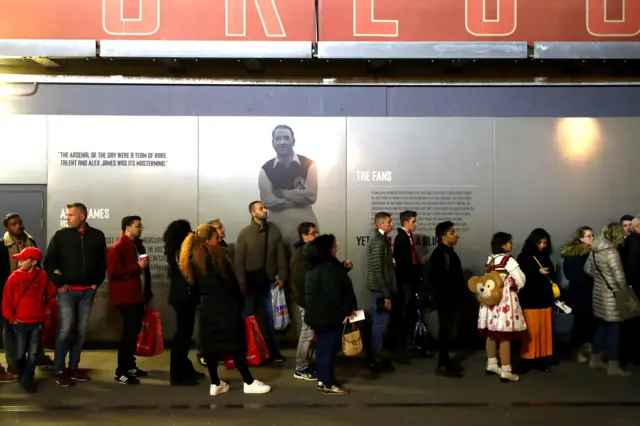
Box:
[234,220,288,287]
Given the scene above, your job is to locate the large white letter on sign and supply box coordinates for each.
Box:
[465,0,517,37]
[102,0,161,36]
[225,0,286,37]
[586,0,640,37]
[353,0,399,37]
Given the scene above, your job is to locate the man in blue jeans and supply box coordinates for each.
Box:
[365,212,397,373]
[235,201,288,362]
[43,202,106,387]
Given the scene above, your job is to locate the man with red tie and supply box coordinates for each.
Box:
[365,211,396,373]
[392,211,420,364]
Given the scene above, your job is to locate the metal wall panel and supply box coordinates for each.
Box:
[345,118,495,306]
[46,115,199,341]
[3,84,640,118]
[0,115,47,184]
[386,86,640,117]
[494,118,640,261]
[198,116,347,254]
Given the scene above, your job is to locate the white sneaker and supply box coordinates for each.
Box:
[243,380,271,394]
[210,381,230,396]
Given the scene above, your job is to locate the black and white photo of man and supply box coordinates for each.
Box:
[258,125,319,248]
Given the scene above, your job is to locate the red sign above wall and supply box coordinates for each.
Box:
[318,0,640,42]
[0,0,315,41]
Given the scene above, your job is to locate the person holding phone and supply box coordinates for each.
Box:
[516,228,556,373]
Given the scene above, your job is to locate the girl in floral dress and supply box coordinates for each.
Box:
[478,232,527,382]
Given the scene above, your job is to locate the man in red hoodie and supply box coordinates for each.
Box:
[2,247,56,393]
[106,216,152,385]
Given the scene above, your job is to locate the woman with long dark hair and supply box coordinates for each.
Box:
[163,219,204,386]
[179,224,271,395]
[517,228,556,372]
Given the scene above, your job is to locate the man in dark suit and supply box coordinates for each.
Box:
[429,221,465,378]
[391,210,420,363]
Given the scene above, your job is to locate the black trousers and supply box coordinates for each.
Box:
[437,305,455,367]
[620,317,640,364]
[170,301,198,381]
[116,303,145,374]
[204,350,254,385]
[390,283,413,354]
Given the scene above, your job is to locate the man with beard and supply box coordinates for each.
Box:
[235,201,288,362]
[258,125,319,249]
[0,213,54,382]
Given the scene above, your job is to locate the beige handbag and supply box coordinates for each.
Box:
[341,318,363,357]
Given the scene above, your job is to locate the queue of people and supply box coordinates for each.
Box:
[1,203,639,397]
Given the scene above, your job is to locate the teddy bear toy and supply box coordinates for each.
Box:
[468,271,504,306]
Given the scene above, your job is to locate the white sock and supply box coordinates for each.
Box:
[502,364,512,372]
[487,357,499,366]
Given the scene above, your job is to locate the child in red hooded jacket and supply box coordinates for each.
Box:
[2,247,56,393]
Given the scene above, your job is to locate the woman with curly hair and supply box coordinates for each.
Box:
[179,224,271,395]
[583,222,632,377]
[517,228,556,373]
[163,219,204,386]
[561,226,595,362]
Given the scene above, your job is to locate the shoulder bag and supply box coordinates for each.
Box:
[534,256,561,299]
[591,252,640,320]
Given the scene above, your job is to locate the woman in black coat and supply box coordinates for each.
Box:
[179,224,271,396]
[561,226,595,362]
[163,219,204,386]
[304,234,357,396]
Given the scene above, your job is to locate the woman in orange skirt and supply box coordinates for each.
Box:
[516,228,556,373]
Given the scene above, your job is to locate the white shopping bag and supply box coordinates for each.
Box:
[271,286,291,331]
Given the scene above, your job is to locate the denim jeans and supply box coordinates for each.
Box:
[54,289,96,373]
[295,307,315,370]
[243,283,278,355]
[13,322,43,383]
[1,317,17,374]
[370,290,390,363]
[592,320,621,361]
[315,325,342,388]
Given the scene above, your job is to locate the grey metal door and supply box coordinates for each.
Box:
[0,185,46,250]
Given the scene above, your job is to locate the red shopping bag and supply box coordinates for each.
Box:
[136,306,164,357]
[224,315,270,369]
[41,298,58,349]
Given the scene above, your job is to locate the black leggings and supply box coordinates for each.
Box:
[204,350,254,386]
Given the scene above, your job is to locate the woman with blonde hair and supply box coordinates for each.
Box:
[561,226,595,362]
[584,222,632,377]
[179,224,271,395]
